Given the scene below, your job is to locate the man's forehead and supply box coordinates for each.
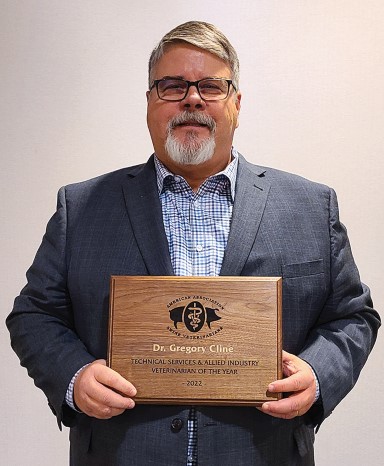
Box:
[151,44,231,78]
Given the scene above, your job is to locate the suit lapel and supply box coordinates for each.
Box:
[122,156,174,276]
[220,155,270,276]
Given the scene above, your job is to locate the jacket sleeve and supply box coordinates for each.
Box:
[299,188,380,426]
[6,187,95,428]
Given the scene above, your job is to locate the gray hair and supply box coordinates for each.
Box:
[148,21,240,90]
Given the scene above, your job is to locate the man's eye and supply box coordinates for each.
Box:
[161,81,185,92]
[200,81,226,93]
[201,84,220,90]
[201,81,221,88]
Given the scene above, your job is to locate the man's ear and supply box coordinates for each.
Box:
[146,90,150,102]
[235,91,242,112]
[235,91,241,128]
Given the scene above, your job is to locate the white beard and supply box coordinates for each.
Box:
[165,131,216,166]
[164,111,216,166]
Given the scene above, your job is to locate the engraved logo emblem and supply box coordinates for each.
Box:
[169,301,221,333]
[184,301,205,332]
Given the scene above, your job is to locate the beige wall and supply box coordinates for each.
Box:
[1,1,383,464]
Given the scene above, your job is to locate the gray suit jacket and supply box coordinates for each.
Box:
[7,154,380,465]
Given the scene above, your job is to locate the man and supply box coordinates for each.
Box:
[7,21,380,465]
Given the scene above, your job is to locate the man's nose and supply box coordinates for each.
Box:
[181,84,205,109]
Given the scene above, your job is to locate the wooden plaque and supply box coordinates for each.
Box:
[108,276,282,406]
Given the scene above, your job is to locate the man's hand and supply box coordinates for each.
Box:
[259,350,317,419]
[74,359,137,419]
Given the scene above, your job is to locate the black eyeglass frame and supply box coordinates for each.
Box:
[149,77,237,102]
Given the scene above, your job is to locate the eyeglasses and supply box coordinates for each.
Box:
[149,78,237,102]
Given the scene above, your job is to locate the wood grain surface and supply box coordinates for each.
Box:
[108,276,282,406]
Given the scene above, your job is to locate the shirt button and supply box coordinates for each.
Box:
[196,245,203,252]
[170,418,183,433]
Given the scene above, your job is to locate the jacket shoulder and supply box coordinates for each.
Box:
[64,163,146,195]
[239,155,332,194]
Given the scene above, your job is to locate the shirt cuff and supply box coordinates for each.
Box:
[310,366,320,403]
[65,363,90,411]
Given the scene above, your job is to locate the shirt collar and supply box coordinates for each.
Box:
[154,148,239,200]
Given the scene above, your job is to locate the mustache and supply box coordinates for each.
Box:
[167,111,216,133]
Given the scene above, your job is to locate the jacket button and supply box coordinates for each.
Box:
[170,418,183,433]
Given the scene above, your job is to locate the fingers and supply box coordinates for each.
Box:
[259,351,317,420]
[74,359,137,419]
[76,390,128,419]
[268,351,315,394]
[260,390,315,420]
[92,360,137,398]
[268,370,312,394]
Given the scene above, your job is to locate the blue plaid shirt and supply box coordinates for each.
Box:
[155,149,239,466]
[155,151,238,277]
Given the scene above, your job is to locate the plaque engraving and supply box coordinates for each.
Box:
[107,276,282,406]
